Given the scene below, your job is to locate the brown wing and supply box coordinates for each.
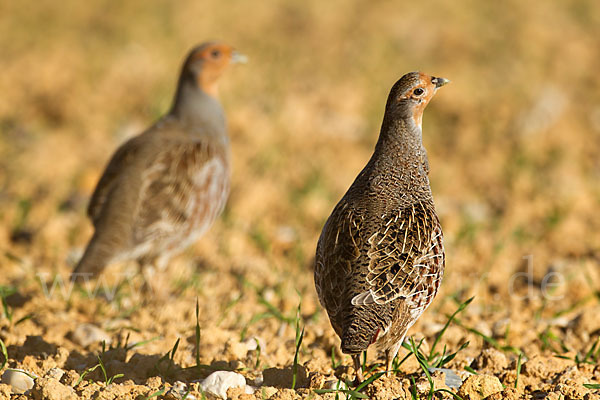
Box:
[131,139,229,247]
[351,201,442,306]
[315,200,364,323]
[87,135,146,226]
[403,220,444,319]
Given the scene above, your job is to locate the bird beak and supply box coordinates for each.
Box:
[433,77,450,88]
[231,51,248,64]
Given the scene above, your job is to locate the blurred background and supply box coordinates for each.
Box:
[0,0,599,396]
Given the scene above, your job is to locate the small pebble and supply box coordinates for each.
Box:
[262,289,276,302]
[200,371,246,399]
[60,370,80,386]
[491,318,510,338]
[548,316,570,328]
[244,336,266,353]
[45,368,65,381]
[167,381,196,400]
[250,372,263,386]
[276,226,297,245]
[229,360,246,370]
[1,369,35,394]
[323,379,348,390]
[71,323,111,347]
[429,368,462,389]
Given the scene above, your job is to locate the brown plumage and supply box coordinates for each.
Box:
[72,42,245,281]
[315,72,449,383]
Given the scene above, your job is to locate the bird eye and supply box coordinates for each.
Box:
[413,88,425,96]
[210,50,221,58]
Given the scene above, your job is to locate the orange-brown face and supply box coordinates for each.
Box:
[185,42,246,97]
[395,72,449,128]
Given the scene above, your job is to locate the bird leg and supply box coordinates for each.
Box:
[352,353,364,386]
[139,257,170,301]
[385,335,407,377]
[385,350,393,377]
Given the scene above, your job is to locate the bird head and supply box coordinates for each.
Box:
[181,42,247,97]
[385,72,449,129]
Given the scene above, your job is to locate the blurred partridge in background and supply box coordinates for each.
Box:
[315,72,449,383]
[72,42,246,283]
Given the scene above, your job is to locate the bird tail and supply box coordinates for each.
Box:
[340,319,380,354]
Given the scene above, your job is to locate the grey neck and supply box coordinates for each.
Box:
[373,117,428,178]
[169,78,227,144]
[346,114,433,206]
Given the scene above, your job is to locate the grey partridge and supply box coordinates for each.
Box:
[72,42,245,282]
[315,72,449,383]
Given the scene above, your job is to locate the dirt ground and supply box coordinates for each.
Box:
[1,1,600,399]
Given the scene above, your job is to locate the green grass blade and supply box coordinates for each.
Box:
[75,363,102,386]
[355,371,385,392]
[254,338,262,369]
[583,383,600,389]
[97,355,108,384]
[142,387,167,399]
[434,388,464,399]
[464,366,478,375]
[0,338,8,371]
[126,336,160,351]
[515,352,523,389]
[437,341,470,368]
[429,297,474,361]
[258,296,293,324]
[170,338,181,361]
[581,337,600,364]
[196,297,201,368]
[291,299,304,390]
[107,373,124,385]
[291,326,305,389]
[330,346,340,369]
[314,389,368,399]
[453,318,522,356]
